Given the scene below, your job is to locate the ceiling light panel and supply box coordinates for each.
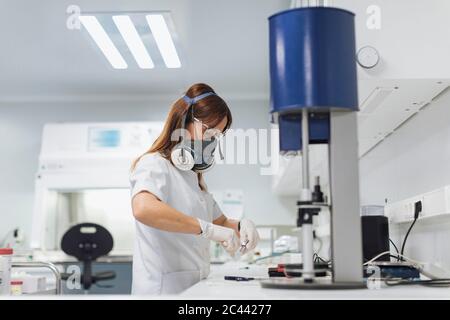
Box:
[79,15,128,69]
[146,14,181,68]
[112,15,154,69]
[79,12,182,70]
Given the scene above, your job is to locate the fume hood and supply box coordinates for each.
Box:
[30,122,163,260]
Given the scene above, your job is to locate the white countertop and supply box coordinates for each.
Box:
[181,262,450,300]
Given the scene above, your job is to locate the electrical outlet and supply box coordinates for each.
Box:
[385,185,450,223]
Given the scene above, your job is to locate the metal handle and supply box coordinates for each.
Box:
[12,261,62,295]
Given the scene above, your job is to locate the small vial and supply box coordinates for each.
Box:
[10,280,23,296]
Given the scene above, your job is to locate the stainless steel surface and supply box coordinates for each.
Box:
[260,277,366,290]
[12,261,62,295]
[329,111,364,283]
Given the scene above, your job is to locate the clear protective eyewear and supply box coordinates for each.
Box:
[192,116,225,160]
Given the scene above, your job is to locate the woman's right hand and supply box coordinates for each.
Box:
[198,219,240,255]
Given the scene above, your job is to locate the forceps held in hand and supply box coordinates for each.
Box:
[240,239,249,253]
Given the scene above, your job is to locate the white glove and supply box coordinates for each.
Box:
[197,219,240,255]
[239,219,260,254]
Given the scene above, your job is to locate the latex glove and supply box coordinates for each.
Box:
[197,219,240,255]
[239,219,260,254]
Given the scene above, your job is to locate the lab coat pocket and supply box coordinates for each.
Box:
[161,270,201,294]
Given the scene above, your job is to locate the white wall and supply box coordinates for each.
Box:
[0,98,297,247]
[336,0,450,79]
[360,90,450,268]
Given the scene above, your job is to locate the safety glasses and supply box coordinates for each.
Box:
[192,116,225,160]
[192,116,225,140]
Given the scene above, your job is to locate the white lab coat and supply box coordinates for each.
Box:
[129,153,222,295]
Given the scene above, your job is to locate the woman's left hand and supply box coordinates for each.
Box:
[239,219,260,254]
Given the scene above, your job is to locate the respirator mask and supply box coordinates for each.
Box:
[170,92,224,173]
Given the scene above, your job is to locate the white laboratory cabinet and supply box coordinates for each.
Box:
[30,122,163,259]
[331,0,450,156]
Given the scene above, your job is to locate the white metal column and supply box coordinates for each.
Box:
[329,111,364,283]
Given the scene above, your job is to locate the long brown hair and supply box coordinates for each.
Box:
[131,83,232,172]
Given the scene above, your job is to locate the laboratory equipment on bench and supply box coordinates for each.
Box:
[225,276,257,281]
[11,261,62,295]
[2,248,61,295]
[261,4,364,289]
[1,228,25,253]
[273,235,298,253]
[361,205,390,263]
[11,272,47,294]
[363,262,420,281]
[0,248,13,295]
[224,275,270,281]
[270,263,330,278]
[60,223,115,290]
[10,280,23,295]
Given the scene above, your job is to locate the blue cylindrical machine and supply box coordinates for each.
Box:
[268,7,358,151]
[265,7,364,288]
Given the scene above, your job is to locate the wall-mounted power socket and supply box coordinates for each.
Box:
[385,185,450,223]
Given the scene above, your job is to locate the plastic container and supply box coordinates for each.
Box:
[360,206,390,262]
[0,248,13,295]
[10,280,23,296]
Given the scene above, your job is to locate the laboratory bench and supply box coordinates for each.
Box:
[11,253,133,295]
[5,259,450,299]
[180,262,450,300]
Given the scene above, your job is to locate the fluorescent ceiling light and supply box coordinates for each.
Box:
[146,14,181,68]
[79,15,128,69]
[112,15,154,69]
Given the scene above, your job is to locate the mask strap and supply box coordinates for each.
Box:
[217,138,224,160]
[179,92,217,161]
[181,92,217,129]
[183,92,217,107]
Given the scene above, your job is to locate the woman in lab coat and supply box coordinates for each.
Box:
[129,83,260,295]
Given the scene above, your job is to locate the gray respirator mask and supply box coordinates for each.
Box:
[170,92,224,173]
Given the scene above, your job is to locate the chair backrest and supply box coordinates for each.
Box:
[61,223,114,261]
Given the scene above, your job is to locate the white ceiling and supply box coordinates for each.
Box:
[0,0,289,100]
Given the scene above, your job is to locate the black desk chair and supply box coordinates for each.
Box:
[60,223,116,290]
